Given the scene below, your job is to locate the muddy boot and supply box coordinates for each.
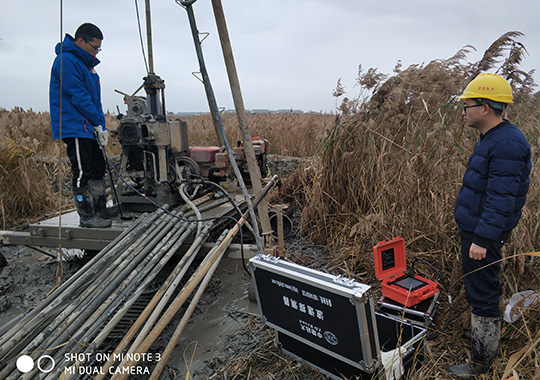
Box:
[449,313,501,378]
[74,185,112,228]
[89,179,117,219]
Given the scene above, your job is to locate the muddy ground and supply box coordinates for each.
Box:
[0,244,258,379]
[0,206,328,380]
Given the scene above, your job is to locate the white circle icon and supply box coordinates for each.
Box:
[37,355,55,373]
[16,355,34,373]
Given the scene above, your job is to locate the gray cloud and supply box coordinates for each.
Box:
[0,0,538,114]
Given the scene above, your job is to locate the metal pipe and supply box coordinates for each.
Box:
[197,179,255,236]
[54,223,198,380]
[196,196,228,214]
[0,211,157,344]
[150,229,231,379]
[145,0,154,74]
[58,214,188,339]
[82,221,190,339]
[0,210,163,365]
[1,194,214,365]
[179,2,264,255]
[2,207,185,379]
[111,175,278,379]
[39,213,190,380]
[92,223,197,347]
[125,223,212,352]
[1,228,166,378]
[51,217,196,380]
[39,210,180,340]
[12,211,180,380]
[98,222,214,379]
[211,0,273,243]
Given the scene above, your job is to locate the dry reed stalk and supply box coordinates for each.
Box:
[180,112,335,157]
[207,316,326,380]
[0,141,59,228]
[270,32,539,379]
[0,108,119,228]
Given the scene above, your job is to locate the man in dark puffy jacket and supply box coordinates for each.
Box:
[449,73,531,378]
[49,23,112,228]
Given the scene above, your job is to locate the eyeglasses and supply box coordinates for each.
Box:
[84,39,102,53]
[462,103,484,112]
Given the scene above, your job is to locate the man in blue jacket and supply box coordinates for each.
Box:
[450,73,531,378]
[49,23,112,228]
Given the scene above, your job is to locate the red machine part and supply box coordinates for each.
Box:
[189,146,221,162]
[251,136,269,153]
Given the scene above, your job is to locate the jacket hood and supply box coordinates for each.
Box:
[54,34,101,68]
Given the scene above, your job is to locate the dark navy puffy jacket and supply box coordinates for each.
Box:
[49,34,106,140]
[454,120,531,246]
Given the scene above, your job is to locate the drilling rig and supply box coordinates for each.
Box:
[113,2,268,212]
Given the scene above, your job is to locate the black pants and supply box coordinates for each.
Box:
[461,233,505,317]
[64,137,106,190]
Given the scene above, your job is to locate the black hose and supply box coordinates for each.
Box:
[95,136,251,275]
[188,177,254,276]
[410,257,453,340]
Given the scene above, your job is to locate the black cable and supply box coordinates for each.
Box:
[410,257,453,340]
[183,176,256,276]
[95,137,252,275]
[98,142,126,220]
[134,0,149,74]
[192,178,245,219]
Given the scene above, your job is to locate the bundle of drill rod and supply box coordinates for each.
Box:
[0,176,278,380]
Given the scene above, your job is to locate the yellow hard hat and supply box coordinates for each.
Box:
[457,73,513,104]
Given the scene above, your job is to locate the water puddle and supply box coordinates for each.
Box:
[168,257,259,378]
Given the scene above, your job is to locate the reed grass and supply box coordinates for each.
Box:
[0,107,332,228]
[181,111,334,157]
[271,31,540,379]
[0,109,124,227]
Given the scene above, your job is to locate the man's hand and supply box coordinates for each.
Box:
[94,125,109,147]
[469,243,487,260]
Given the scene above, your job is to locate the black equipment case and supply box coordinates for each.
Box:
[249,254,427,380]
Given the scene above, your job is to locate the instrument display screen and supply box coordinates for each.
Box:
[390,275,428,292]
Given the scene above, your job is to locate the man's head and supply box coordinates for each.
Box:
[74,23,103,56]
[457,73,513,132]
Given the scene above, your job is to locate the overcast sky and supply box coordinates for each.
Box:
[1,0,538,114]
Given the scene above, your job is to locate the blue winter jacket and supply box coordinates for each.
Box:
[49,34,106,140]
[454,120,531,247]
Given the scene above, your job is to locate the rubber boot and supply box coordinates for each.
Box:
[449,313,501,378]
[89,179,117,219]
[73,185,112,228]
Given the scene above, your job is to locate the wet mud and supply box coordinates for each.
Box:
[0,243,268,379]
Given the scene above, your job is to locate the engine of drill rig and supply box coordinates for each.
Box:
[115,75,268,211]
